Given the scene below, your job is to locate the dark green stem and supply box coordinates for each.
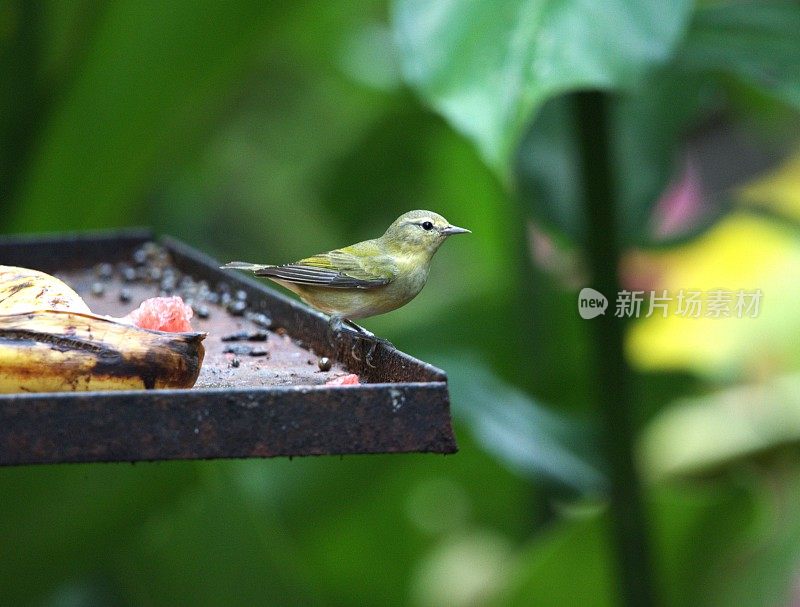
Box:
[574,91,657,606]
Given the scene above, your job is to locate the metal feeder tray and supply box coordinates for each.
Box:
[0,229,457,466]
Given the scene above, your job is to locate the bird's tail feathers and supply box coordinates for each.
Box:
[220,261,271,272]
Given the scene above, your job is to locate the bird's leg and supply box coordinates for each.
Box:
[327,315,343,350]
[345,320,366,362]
[326,316,362,360]
[343,320,374,362]
[342,318,366,362]
[328,316,393,366]
[326,316,366,361]
[343,318,375,339]
[342,319,393,367]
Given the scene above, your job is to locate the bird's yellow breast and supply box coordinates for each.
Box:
[273,252,431,320]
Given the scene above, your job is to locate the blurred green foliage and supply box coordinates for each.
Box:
[3,1,800,605]
[393,0,694,175]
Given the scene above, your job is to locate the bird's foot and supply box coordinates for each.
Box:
[333,318,393,368]
[363,336,394,368]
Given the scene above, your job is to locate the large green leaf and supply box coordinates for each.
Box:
[392,0,694,175]
[442,354,605,494]
[679,1,800,109]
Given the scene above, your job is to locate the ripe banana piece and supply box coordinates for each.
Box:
[0,265,205,393]
[0,266,90,314]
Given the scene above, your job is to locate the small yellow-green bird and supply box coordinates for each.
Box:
[222,210,469,343]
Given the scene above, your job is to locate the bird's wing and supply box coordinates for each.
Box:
[254,242,396,289]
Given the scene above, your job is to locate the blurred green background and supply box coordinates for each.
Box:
[3,1,800,605]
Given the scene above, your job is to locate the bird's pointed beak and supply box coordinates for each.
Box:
[442,225,471,236]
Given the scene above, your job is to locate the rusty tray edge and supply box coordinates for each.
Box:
[0,382,457,466]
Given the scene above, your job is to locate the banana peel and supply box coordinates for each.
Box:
[0,265,205,393]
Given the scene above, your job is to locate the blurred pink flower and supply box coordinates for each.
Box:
[651,155,706,240]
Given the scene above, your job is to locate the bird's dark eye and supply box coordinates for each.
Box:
[421,221,434,231]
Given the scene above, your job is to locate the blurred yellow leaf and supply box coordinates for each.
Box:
[627,213,800,378]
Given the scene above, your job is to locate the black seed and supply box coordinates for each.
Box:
[224,344,252,356]
[91,282,105,297]
[160,276,177,293]
[249,347,269,357]
[227,300,247,316]
[95,262,114,280]
[318,356,332,371]
[247,330,268,342]
[195,305,210,319]
[235,289,248,301]
[221,330,250,342]
[121,266,137,282]
[119,288,132,303]
[132,248,148,265]
[245,311,273,329]
[231,357,240,368]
